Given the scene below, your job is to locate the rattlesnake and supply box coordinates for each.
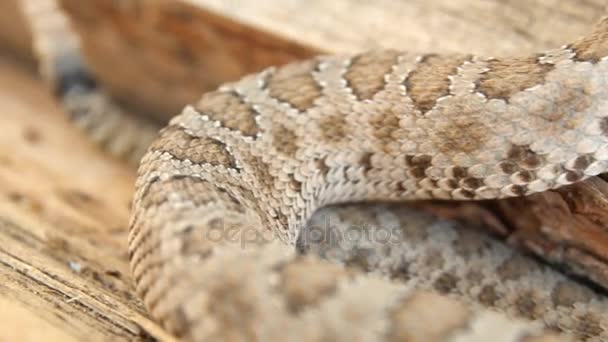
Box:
[20,0,608,341]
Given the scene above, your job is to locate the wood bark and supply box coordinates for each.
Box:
[0,0,35,63]
[2,0,608,339]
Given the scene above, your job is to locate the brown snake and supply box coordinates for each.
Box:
[21,0,608,341]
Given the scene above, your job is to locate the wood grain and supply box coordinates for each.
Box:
[0,55,175,342]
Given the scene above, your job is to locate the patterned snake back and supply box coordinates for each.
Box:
[129,16,608,341]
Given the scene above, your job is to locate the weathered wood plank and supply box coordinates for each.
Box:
[0,55,175,342]
[192,0,603,54]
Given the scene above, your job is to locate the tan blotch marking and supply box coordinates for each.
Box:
[452,228,490,259]
[398,214,431,244]
[440,179,459,191]
[499,161,518,174]
[231,183,279,231]
[456,189,476,199]
[287,173,303,194]
[433,272,460,294]
[461,177,484,190]
[359,152,374,173]
[575,314,605,339]
[404,54,471,113]
[450,166,468,179]
[507,144,543,170]
[345,250,373,272]
[160,309,190,338]
[529,85,592,126]
[405,154,432,179]
[272,124,299,158]
[369,111,401,149]
[565,170,584,182]
[387,291,472,342]
[600,117,608,136]
[314,157,330,178]
[515,291,543,320]
[466,270,484,283]
[432,99,490,154]
[551,281,596,307]
[510,184,528,196]
[344,50,401,100]
[476,56,554,100]
[278,257,347,313]
[422,249,445,270]
[178,223,215,259]
[569,17,608,63]
[391,262,411,282]
[318,113,348,142]
[478,285,500,307]
[513,170,535,183]
[497,254,532,281]
[194,90,260,137]
[572,154,595,171]
[140,176,242,211]
[248,155,276,193]
[266,59,322,111]
[150,125,238,168]
[199,262,268,341]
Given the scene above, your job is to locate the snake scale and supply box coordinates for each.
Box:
[19,0,608,341]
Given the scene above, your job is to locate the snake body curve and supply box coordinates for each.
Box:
[20,1,608,340]
[127,16,608,341]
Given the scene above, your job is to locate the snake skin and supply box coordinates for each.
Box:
[20,0,608,341]
[127,16,608,341]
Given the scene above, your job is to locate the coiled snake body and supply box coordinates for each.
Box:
[21,1,608,340]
